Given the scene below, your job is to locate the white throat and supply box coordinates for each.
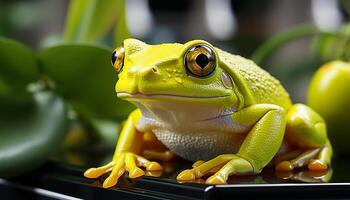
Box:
[135,100,234,126]
[131,99,249,161]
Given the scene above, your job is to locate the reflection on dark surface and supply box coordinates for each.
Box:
[57,149,345,186]
[58,149,340,187]
[275,169,333,183]
[57,147,350,186]
[4,154,350,200]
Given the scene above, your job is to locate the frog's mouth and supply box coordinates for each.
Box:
[117,91,230,100]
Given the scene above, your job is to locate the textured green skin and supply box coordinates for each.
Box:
[217,48,292,110]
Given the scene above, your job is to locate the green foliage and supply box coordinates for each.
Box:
[0,37,69,177]
[0,37,39,106]
[0,92,68,177]
[0,0,131,177]
[64,0,130,45]
[114,0,130,46]
[312,24,350,62]
[40,44,134,120]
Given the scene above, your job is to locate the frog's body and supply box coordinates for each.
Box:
[133,49,292,162]
[136,100,247,161]
[84,39,332,188]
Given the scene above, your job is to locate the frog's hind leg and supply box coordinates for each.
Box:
[275,104,332,171]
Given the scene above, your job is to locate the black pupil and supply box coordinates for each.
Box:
[111,51,117,65]
[196,53,209,68]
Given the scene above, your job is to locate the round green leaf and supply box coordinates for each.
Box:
[0,92,68,177]
[40,44,134,120]
[0,37,39,105]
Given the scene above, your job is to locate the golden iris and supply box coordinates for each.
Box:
[111,45,125,72]
[185,44,216,77]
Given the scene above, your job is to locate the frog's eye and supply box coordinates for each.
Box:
[185,44,216,77]
[111,45,125,72]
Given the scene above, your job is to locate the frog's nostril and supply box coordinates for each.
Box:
[152,67,158,73]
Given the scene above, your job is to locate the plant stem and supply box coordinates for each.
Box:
[251,24,320,65]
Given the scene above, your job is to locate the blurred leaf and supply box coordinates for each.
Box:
[313,24,350,62]
[0,92,68,178]
[64,0,121,43]
[251,24,319,65]
[0,37,39,107]
[90,119,120,146]
[64,0,97,42]
[40,44,134,120]
[114,0,130,46]
[311,33,335,60]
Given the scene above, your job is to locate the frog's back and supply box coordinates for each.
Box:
[217,49,292,110]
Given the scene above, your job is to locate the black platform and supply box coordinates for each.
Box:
[2,158,350,200]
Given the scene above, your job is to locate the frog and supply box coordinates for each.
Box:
[84,39,332,188]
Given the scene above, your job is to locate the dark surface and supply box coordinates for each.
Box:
[2,158,350,200]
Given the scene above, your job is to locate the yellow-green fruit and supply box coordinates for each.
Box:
[307,61,350,154]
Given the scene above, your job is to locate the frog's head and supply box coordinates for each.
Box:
[112,39,242,111]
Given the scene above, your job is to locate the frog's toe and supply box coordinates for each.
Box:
[84,168,102,178]
[177,169,196,181]
[86,152,163,188]
[146,162,162,171]
[125,153,162,179]
[129,167,145,178]
[192,160,205,168]
[102,155,126,188]
[133,154,162,171]
[84,161,113,178]
[177,155,234,182]
[206,174,227,184]
[275,161,294,171]
[103,167,126,188]
[308,159,328,171]
[275,146,332,172]
[204,155,253,184]
[103,174,119,188]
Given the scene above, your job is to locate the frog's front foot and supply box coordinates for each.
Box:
[84,152,162,188]
[176,154,254,184]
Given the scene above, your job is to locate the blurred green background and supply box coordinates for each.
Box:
[0,0,350,177]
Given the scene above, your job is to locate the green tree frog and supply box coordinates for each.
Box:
[84,39,332,188]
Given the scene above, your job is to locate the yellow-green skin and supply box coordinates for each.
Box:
[84,39,332,188]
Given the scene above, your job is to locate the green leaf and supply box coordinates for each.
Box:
[90,118,120,146]
[40,44,134,120]
[64,0,121,43]
[114,0,130,46]
[313,24,350,62]
[0,92,68,178]
[0,37,39,106]
[64,0,97,42]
